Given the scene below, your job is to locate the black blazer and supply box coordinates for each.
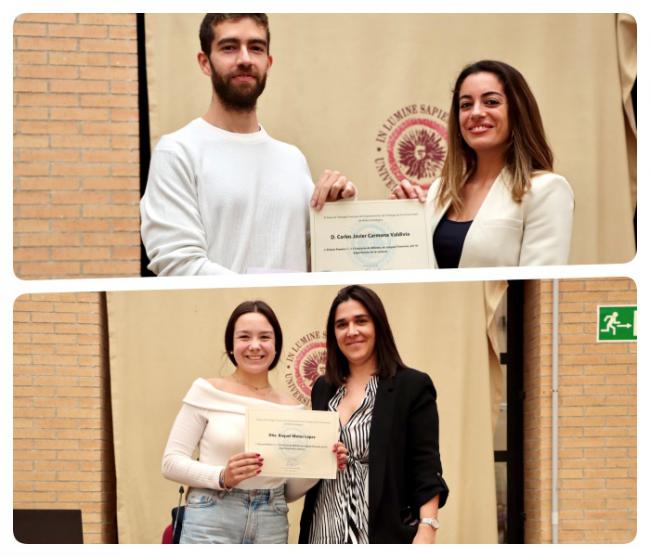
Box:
[299,367,449,544]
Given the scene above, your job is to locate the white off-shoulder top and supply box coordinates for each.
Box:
[161,378,316,500]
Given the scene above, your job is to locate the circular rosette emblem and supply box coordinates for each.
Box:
[387,118,448,189]
[294,341,326,399]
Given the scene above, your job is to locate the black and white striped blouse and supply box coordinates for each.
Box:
[309,376,378,544]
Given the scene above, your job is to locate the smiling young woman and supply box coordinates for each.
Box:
[392,60,575,268]
[457,72,511,160]
[161,300,347,544]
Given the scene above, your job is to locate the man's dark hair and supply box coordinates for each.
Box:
[324,285,405,386]
[199,14,270,55]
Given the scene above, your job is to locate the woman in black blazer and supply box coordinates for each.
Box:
[299,285,448,544]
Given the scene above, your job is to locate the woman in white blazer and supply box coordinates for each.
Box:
[392,60,574,268]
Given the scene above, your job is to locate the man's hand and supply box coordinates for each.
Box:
[310,169,357,211]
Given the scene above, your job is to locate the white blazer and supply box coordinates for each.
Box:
[425,170,575,268]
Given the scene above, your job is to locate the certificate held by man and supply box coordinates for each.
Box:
[245,408,340,479]
[310,199,432,272]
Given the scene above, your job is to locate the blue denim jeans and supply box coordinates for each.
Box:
[179,486,289,544]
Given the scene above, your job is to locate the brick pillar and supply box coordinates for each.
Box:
[523,278,636,543]
[13,293,116,543]
[13,14,141,279]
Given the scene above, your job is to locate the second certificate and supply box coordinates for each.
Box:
[245,408,340,479]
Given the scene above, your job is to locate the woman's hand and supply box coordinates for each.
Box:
[333,442,349,470]
[413,496,440,543]
[222,452,263,488]
[412,523,437,544]
[389,179,426,203]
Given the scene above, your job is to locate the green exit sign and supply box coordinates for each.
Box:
[597,305,637,342]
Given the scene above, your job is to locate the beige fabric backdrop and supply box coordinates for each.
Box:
[616,13,637,211]
[107,282,499,543]
[145,13,636,266]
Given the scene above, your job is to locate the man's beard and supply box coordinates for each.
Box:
[210,61,267,112]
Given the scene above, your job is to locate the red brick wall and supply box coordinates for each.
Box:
[13,14,141,279]
[13,293,116,543]
[523,278,636,543]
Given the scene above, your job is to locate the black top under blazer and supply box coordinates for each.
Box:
[299,367,449,544]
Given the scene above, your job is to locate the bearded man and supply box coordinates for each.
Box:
[141,13,356,275]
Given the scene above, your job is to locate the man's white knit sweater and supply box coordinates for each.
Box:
[141,118,314,275]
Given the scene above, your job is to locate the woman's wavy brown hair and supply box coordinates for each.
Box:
[438,60,554,211]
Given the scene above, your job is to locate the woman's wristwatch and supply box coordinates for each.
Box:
[419,517,440,530]
[218,469,231,491]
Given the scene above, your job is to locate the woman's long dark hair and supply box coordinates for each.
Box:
[325,285,405,386]
[224,300,283,370]
[439,59,554,211]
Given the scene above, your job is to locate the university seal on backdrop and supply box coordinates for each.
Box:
[284,330,327,406]
[375,104,449,191]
